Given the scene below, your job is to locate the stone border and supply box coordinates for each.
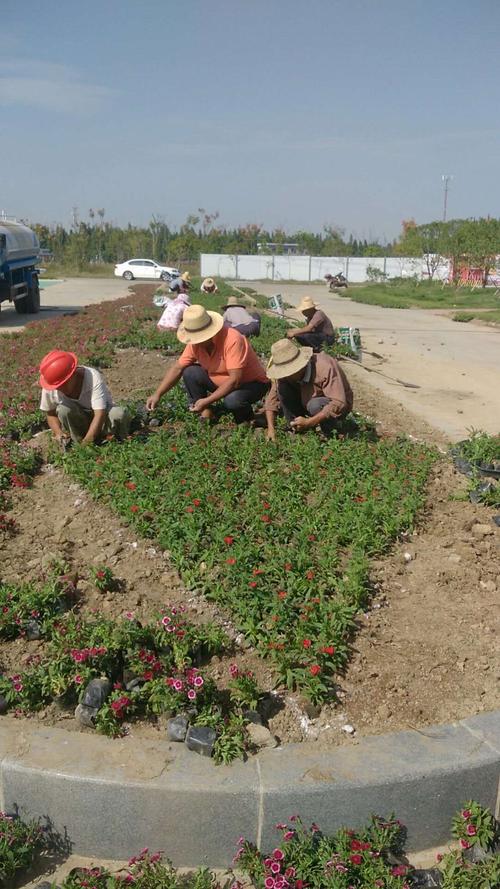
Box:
[1,710,499,867]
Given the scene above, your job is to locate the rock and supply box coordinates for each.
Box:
[410,869,442,887]
[469,482,496,503]
[82,678,111,709]
[341,723,355,735]
[167,715,189,742]
[75,704,98,727]
[185,725,216,757]
[0,695,9,714]
[493,515,500,527]
[37,883,62,889]
[149,418,160,427]
[247,722,278,749]
[403,552,413,563]
[297,697,321,720]
[472,523,494,539]
[25,619,42,641]
[243,709,263,725]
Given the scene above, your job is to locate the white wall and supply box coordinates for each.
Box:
[200,253,450,282]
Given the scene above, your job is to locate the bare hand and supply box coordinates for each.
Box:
[146,395,159,411]
[191,398,210,413]
[286,329,297,339]
[290,416,310,433]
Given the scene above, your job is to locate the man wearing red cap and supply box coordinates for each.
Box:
[39,350,130,445]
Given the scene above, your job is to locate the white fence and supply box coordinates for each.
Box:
[200,253,450,283]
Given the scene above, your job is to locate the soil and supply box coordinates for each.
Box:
[1,345,499,749]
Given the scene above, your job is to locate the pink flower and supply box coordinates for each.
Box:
[74,675,83,684]
[460,839,470,850]
[193,676,204,688]
[466,824,477,836]
[271,862,281,874]
[273,849,284,861]
[13,681,23,692]
[391,865,407,877]
[264,879,275,889]
[173,680,183,692]
[229,664,239,678]
[187,689,196,701]
[161,615,171,626]
[264,858,273,868]
[283,831,294,841]
[461,809,472,819]
[285,867,296,878]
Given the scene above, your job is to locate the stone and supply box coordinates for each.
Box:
[75,704,98,727]
[341,723,355,735]
[480,579,496,592]
[472,524,494,539]
[149,418,160,427]
[297,697,321,720]
[493,515,500,527]
[185,725,216,757]
[82,678,111,709]
[246,722,278,749]
[403,552,413,563]
[25,619,42,641]
[0,694,9,714]
[167,715,189,742]
[411,868,442,887]
[37,883,61,889]
[243,709,263,725]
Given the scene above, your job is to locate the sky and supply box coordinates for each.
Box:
[1,0,499,241]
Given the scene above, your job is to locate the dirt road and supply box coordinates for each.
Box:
[248,281,500,442]
[0,277,132,334]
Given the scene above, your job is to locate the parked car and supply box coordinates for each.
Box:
[114,259,180,281]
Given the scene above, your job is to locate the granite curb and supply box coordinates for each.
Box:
[1,710,499,867]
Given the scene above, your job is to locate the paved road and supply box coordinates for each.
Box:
[243,281,500,441]
[0,278,132,333]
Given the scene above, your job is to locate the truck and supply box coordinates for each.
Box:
[0,220,40,314]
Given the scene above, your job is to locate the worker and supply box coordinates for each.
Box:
[200,277,219,294]
[286,296,335,351]
[222,296,261,337]
[39,350,130,446]
[146,304,269,424]
[263,338,353,441]
[170,271,191,294]
[157,289,191,331]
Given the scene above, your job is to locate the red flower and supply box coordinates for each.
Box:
[350,854,362,865]
[253,569,263,576]
[125,482,136,490]
[226,557,236,565]
[261,514,271,523]
[249,581,257,588]
[306,570,315,580]
[143,671,153,681]
[308,534,316,541]
[284,563,292,571]
[193,499,201,506]
[262,501,271,509]
[391,865,407,877]
[130,505,139,513]
[309,665,321,676]
[302,639,312,649]
[186,506,194,513]
[224,536,234,545]
[277,590,287,599]
[321,646,335,655]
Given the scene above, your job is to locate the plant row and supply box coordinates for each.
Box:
[61,415,436,702]
[0,567,263,763]
[2,801,499,888]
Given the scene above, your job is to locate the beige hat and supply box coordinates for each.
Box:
[297,296,318,312]
[181,271,191,282]
[266,339,313,381]
[203,277,215,287]
[222,295,246,309]
[177,304,224,345]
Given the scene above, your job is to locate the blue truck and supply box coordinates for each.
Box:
[0,220,40,314]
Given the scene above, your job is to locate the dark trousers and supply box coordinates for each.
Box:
[232,319,261,338]
[295,332,335,352]
[277,379,342,436]
[182,364,269,423]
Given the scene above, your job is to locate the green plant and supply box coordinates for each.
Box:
[0,812,46,884]
[89,565,116,593]
[452,801,498,852]
[453,312,475,322]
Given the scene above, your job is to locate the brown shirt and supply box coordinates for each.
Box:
[265,352,353,419]
[307,309,334,337]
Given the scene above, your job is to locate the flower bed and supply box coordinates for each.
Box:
[61,408,436,703]
[0,810,46,885]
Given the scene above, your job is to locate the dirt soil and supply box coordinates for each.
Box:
[1,346,499,749]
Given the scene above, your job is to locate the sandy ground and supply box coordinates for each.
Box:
[0,277,132,333]
[245,281,500,442]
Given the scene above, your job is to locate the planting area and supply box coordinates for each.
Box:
[1,282,499,757]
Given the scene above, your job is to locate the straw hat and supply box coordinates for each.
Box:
[266,339,313,381]
[181,271,191,282]
[203,277,215,287]
[222,295,246,309]
[177,304,224,345]
[297,296,318,312]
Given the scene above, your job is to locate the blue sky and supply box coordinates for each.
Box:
[1,0,499,240]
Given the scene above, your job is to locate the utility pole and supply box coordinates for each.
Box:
[71,206,79,230]
[441,175,453,222]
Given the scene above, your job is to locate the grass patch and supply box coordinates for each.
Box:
[344,280,500,309]
[63,404,437,703]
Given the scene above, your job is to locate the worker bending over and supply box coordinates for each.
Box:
[264,339,352,441]
[147,304,269,424]
[39,350,130,446]
[286,296,335,351]
[222,296,261,337]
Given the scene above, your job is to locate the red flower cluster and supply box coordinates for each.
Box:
[110,695,132,719]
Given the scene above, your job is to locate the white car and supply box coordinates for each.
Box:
[114,259,180,281]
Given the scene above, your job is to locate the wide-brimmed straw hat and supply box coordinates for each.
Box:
[297,296,318,312]
[266,339,313,381]
[222,295,246,309]
[181,271,191,282]
[177,304,224,345]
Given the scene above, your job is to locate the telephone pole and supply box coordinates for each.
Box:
[441,175,453,222]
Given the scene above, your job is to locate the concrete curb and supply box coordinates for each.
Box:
[1,710,499,867]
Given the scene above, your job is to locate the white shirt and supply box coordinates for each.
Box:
[40,366,113,412]
[223,306,256,327]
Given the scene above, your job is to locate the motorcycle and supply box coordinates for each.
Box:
[325,273,348,291]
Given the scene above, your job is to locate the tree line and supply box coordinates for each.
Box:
[32,210,500,284]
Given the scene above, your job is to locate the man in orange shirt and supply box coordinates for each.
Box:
[146,304,269,423]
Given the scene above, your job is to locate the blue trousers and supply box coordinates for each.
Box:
[182,364,269,423]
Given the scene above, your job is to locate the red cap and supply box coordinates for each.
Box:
[39,350,78,390]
